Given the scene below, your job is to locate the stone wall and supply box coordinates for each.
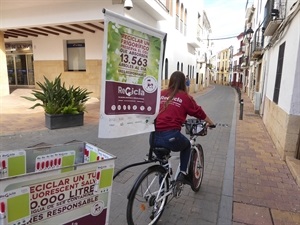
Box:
[33,60,102,98]
[263,97,300,159]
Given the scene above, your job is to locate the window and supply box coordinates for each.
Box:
[180,4,184,33]
[67,40,86,71]
[184,9,187,36]
[167,0,173,15]
[273,42,285,104]
[192,66,194,78]
[175,0,180,30]
[197,13,202,41]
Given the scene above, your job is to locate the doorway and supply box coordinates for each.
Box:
[7,54,34,86]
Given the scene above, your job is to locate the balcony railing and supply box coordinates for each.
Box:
[264,0,285,28]
[241,56,250,68]
[246,0,285,60]
[234,46,245,55]
[263,0,285,36]
[250,29,264,60]
[233,65,242,72]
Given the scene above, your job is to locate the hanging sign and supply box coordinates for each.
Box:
[98,9,167,138]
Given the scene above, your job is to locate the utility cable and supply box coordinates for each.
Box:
[201,35,240,41]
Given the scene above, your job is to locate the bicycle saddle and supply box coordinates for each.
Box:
[153,147,171,156]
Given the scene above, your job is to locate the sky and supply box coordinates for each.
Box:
[203,0,247,51]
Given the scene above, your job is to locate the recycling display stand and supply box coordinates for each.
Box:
[0,141,116,225]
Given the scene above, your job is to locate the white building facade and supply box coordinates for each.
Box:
[0,0,211,98]
[244,0,300,168]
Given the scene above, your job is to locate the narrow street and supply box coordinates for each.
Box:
[1,85,299,224]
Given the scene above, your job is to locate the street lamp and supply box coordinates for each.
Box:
[245,27,254,41]
[243,27,253,93]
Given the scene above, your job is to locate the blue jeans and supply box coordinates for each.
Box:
[149,130,191,172]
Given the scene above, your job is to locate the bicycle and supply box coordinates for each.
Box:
[126,118,216,225]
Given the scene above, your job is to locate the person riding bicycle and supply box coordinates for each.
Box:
[150,71,215,186]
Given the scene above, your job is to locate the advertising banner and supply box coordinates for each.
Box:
[0,142,116,225]
[98,9,167,138]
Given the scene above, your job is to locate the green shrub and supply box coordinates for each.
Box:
[22,74,92,115]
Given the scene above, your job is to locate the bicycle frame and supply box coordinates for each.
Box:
[159,156,180,195]
[155,134,201,198]
[126,120,214,225]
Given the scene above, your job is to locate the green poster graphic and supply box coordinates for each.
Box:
[7,193,30,223]
[8,155,26,177]
[106,21,161,84]
[98,9,167,138]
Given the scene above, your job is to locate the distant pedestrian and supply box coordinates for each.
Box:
[185,75,190,93]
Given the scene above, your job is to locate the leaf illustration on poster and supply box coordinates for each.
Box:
[99,9,167,138]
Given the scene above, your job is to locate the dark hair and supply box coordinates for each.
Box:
[163,71,187,109]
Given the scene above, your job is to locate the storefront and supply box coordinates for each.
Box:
[5,42,34,87]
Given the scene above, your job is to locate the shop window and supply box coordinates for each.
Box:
[67,40,86,71]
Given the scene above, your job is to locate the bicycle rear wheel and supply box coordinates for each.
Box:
[127,165,169,225]
[189,144,204,192]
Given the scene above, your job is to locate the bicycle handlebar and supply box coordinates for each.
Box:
[184,119,216,136]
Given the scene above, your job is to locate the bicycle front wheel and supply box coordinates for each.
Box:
[189,144,204,192]
[127,165,169,225]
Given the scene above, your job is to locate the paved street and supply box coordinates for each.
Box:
[0,85,299,225]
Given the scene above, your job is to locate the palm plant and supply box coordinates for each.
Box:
[22,75,92,115]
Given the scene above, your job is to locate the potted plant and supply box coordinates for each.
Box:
[22,74,92,129]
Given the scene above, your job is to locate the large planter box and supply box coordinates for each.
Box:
[45,112,84,129]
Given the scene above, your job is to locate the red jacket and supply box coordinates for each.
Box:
[155,90,207,131]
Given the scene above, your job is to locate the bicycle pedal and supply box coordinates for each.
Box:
[173,181,183,198]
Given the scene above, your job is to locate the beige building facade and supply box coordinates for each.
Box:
[216,48,231,85]
[244,0,300,184]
